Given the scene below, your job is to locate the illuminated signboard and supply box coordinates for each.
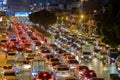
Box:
[15,12,31,17]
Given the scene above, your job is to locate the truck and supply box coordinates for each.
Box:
[80,44,94,61]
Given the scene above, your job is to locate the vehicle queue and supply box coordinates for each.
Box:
[0,17,119,80]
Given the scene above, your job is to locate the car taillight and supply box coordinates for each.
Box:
[90,72,94,75]
[83,69,87,72]
[49,78,54,80]
[2,46,4,49]
[84,77,88,80]
[12,67,14,70]
[36,79,42,80]
[1,67,3,70]
[43,73,47,77]
[49,76,54,80]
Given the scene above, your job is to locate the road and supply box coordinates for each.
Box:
[80,57,120,79]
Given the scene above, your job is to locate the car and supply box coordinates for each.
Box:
[1,71,17,80]
[0,39,7,45]
[26,54,36,62]
[1,64,14,73]
[83,70,97,80]
[66,59,79,69]
[34,71,54,80]
[96,51,108,60]
[64,55,76,61]
[115,55,120,71]
[19,69,32,80]
[39,47,51,57]
[108,50,119,64]
[54,64,72,79]
[6,52,16,63]
[74,65,89,79]
[48,61,61,72]
[48,58,59,64]
[34,41,41,50]
[25,45,33,53]
[44,54,54,62]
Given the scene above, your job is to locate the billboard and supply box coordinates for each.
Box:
[15,12,31,17]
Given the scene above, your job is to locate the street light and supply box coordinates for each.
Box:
[80,0,88,13]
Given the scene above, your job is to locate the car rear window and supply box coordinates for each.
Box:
[3,66,12,69]
[57,67,69,71]
[4,72,16,76]
[8,53,16,56]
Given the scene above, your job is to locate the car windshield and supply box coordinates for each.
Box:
[10,39,16,41]
[57,67,69,71]
[3,66,12,69]
[8,53,16,56]
[52,62,61,66]
[35,41,41,46]
[4,72,16,76]
[50,59,59,62]
[79,66,89,71]
[69,60,79,64]
[83,52,91,55]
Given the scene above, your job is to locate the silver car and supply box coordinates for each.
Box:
[115,55,120,71]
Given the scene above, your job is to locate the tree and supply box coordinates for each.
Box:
[29,9,57,28]
[96,0,120,47]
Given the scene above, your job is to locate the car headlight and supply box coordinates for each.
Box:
[81,56,84,58]
[89,56,92,58]
[118,67,120,70]
[101,56,103,58]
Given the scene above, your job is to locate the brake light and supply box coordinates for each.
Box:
[43,73,47,77]
[1,67,3,70]
[12,67,14,70]
[84,77,88,80]
[3,78,7,80]
[49,78,54,80]
[90,72,94,75]
[83,69,87,72]
[36,79,42,80]
[2,46,4,49]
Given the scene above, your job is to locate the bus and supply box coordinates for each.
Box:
[31,59,46,78]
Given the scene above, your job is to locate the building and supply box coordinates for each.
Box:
[7,0,30,12]
[0,0,4,11]
[81,0,107,13]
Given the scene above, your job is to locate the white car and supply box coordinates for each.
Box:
[1,64,14,74]
[7,52,16,62]
[54,65,72,80]
[1,71,17,80]
[115,55,120,71]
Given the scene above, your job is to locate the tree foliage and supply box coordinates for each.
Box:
[96,0,120,47]
[29,9,57,28]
